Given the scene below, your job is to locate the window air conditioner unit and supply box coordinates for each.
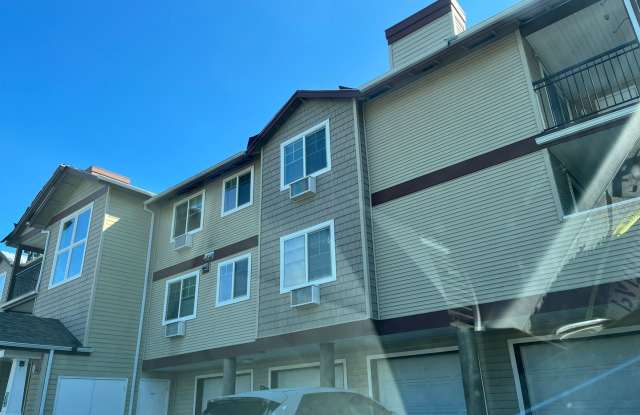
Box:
[290,176,316,200]
[173,233,193,251]
[291,285,320,308]
[165,321,186,338]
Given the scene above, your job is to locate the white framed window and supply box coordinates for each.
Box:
[0,271,6,299]
[171,191,204,240]
[216,253,251,306]
[163,271,199,325]
[221,166,254,216]
[279,220,336,293]
[280,120,331,190]
[49,204,93,288]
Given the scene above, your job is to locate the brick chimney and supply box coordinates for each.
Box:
[385,0,466,69]
[86,166,131,185]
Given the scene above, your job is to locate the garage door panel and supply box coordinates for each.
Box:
[201,373,252,410]
[271,363,345,389]
[517,333,640,415]
[53,377,127,415]
[374,352,466,415]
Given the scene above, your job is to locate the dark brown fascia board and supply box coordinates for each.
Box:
[385,0,465,45]
[146,153,254,206]
[142,276,631,371]
[246,89,360,155]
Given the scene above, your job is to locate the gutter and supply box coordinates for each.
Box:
[128,204,155,415]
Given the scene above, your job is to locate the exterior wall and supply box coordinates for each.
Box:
[257,99,370,338]
[149,160,261,273]
[143,246,259,360]
[389,12,455,69]
[33,182,107,342]
[142,160,261,360]
[366,31,542,193]
[0,258,12,304]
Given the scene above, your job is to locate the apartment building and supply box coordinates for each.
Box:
[0,165,152,414]
[2,0,640,414]
[135,1,640,414]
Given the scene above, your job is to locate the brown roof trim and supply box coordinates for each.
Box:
[371,114,634,206]
[385,0,465,45]
[246,89,360,155]
[142,276,631,370]
[152,235,259,281]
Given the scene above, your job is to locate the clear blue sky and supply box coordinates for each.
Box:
[0,0,518,252]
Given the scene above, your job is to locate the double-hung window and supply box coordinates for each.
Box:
[216,253,251,306]
[280,120,331,189]
[221,167,253,216]
[50,205,92,288]
[172,192,204,239]
[280,220,336,293]
[164,272,198,324]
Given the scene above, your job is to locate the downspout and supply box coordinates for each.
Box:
[127,204,155,415]
[38,349,54,415]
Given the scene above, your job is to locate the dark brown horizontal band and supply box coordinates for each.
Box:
[142,275,633,371]
[48,186,108,226]
[152,235,259,282]
[372,113,635,206]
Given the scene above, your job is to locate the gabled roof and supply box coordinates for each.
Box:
[3,165,154,244]
[0,312,83,351]
[246,89,360,155]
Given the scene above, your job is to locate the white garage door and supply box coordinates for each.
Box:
[516,333,640,415]
[200,372,252,410]
[53,377,128,415]
[271,362,346,389]
[372,352,466,415]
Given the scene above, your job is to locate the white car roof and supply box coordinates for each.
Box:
[214,387,354,403]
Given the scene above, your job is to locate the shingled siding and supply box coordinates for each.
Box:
[33,183,107,342]
[258,99,370,338]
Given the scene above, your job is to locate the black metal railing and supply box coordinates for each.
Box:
[7,260,41,300]
[533,41,640,130]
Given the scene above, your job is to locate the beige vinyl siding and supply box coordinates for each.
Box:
[366,31,541,193]
[150,160,261,273]
[33,185,107,341]
[372,149,640,319]
[389,12,454,69]
[257,99,369,338]
[143,246,259,360]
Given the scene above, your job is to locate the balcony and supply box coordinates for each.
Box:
[7,260,41,301]
[534,42,640,130]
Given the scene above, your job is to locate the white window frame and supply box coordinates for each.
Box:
[170,190,205,242]
[220,166,254,217]
[280,120,332,191]
[162,271,199,325]
[279,220,336,294]
[49,203,93,289]
[0,271,6,300]
[215,253,251,307]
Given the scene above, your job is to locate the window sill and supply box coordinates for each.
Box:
[49,273,82,290]
[280,168,331,192]
[162,314,196,326]
[280,276,336,294]
[221,202,252,218]
[216,295,250,308]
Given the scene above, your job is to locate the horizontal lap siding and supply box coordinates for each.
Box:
[258,99,369,338]
[150,161,261,273]
[143,246,259,360]
[0,260,11,304]
[365,32,541,193]
[390,12,453,69]
[33,184,107,342]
